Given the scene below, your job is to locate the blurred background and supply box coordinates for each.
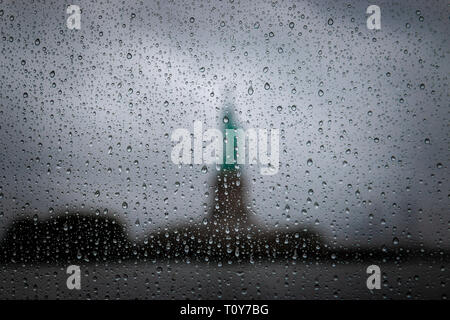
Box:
[0,0,448,299]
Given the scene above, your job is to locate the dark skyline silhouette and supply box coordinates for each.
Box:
[1,109,448,265]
